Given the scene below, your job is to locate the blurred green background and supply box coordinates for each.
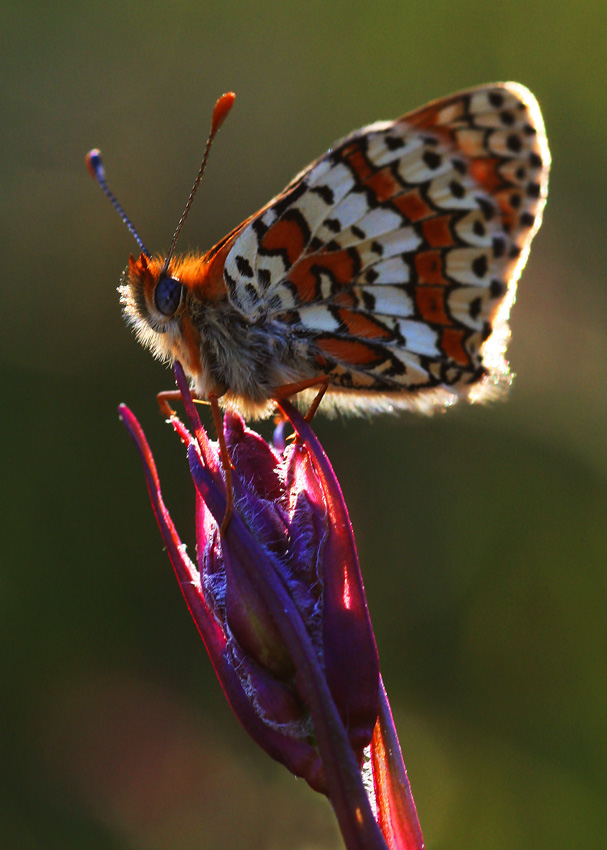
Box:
[3,1,606,848]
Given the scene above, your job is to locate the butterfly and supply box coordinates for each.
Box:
[88,83,550,420]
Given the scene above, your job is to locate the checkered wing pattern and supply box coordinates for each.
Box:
[223,83,550,412]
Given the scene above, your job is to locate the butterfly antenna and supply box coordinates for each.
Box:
[85,149,152,258]
[161,91,236,274]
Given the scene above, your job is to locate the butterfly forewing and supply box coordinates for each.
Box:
[222,82,549,413]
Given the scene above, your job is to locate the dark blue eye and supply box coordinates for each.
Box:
[154,275,183,316]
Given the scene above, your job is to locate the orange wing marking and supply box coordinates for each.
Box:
[414,250,449,285]
[365,167,403,203]
[261,217,308,266]
[440,328,471,367]
[316,337,384,366]
[335,308,394,340]
[342,146,374,182]
[469,158,504,194]
[421,215,455,248]
[392,188,434,222]
[289,252,359,303]
[415,287,452,326]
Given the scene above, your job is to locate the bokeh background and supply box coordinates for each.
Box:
[3,2,607,848]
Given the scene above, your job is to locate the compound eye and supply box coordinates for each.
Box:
[154,275,183,317]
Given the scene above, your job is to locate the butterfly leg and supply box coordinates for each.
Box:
[157,389,183,419]
[303,380,329,423]
[274,376,330,423]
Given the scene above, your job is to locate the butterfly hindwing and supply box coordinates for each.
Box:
[222,83,550,410]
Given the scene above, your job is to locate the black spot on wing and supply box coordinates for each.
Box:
[506,133,522,153]
[490,279,507,298]
[520,212,535,228]
[236,255,254,278]
[362,290,376,310]
[477,197,496,221]
[469,296,482,319]
[492,235,506,258]
[509,194,522,210]
[449,180,465,199]
[385,135,405,151]
[472,254,488,278]
[311,185,335,205]
[422,149,442,170]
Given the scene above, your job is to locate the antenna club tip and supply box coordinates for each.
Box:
[212,92,236,132]
[85,148,105,180]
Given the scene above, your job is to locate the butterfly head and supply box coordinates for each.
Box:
[121,251,183,323]
[118,248,231,383]
[119,253,190,366]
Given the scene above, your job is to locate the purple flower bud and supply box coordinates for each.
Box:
[119,362,424,850]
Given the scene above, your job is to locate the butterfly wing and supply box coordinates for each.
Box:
[222,83,550,413]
